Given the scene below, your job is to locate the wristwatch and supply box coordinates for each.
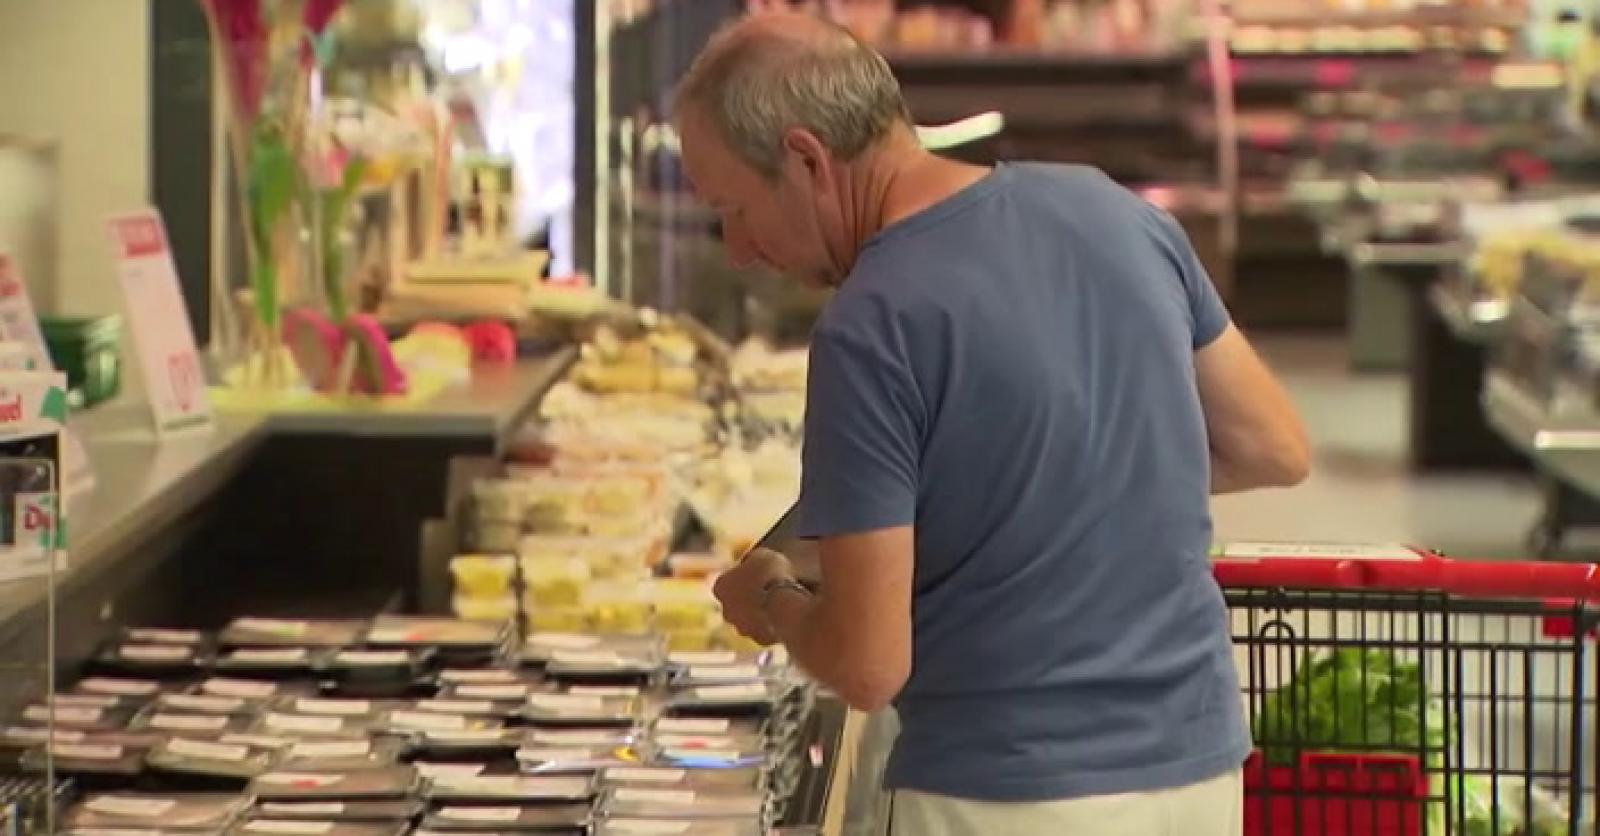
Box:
[760,576,812,614]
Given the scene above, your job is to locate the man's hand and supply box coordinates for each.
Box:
[713,548,795,646]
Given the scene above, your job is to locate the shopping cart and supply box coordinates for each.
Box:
[1214,552,1600,835]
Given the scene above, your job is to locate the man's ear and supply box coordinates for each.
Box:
[782,127,832,190]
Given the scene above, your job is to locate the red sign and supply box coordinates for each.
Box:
[0,394,24,423]
[0,257,18,301]
[112,216,168,259]
[167,352,201,413]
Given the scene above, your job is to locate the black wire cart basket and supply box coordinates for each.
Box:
[1215,552,1600,836]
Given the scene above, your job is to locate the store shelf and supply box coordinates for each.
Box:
[1349,240,1468,268]
[1484,372,1600,500]
[885,47,1189,82]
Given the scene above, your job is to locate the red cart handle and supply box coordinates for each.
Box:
[1213,554,1600,600]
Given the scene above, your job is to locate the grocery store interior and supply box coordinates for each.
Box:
[5,0,1600,833]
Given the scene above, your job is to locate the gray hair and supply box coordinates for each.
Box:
[674,16,912,178]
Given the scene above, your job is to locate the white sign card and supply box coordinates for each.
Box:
[107,209,213,437]
[0,253,96,495]
[0,411,67,583]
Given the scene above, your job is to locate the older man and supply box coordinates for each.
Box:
[682,12,1309,836]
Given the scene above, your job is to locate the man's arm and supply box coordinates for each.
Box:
[761,528,913,712]
[1197,323,1311,494]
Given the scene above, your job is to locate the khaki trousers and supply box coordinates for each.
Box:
[885,769,1244,836]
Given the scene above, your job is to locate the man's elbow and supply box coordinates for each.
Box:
[831,661,909,713]
[1218,434,1312,489]
[1265,440,1311,487]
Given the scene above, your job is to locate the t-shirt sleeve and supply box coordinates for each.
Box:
[793,324,922,540]
[1153,209,1231,349]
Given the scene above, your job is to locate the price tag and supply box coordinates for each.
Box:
[295,699,372,717]
[662,747,743,762]
[551,650,622,666]
[415,762,485,778]
[667,651,736,666]
[265,713,344,734]
[78,678,159,697]
[526,633,600,650]
[566,685,640,698]
[654,718,729,735]
[691,684,767,702]
[167,738,249,762]
[224,734,292,750]
[439,807,519,823]
[260,803,345,816]
[85,797,178,818]
[686,665,761,682]
[336,651,408,666]
[655,735,738,750]
[161,694,244,713]
[258,773,343,787]
[127,629,203,644]
[229,648,309,664]
[516,747,595,764]
[120,644,191,662]
[245,821,333,835]
[527,694,605,712]
[425,729,509,743]
[416,699,493,715]
[232,618,309,637]
[6,726,84,743]
[288,739,371,759]
[53,743,124,761]
[106,209,212,437]
[614,789,696,806]
[54,694,121,708]
[455,684,530,700]
[531,730,618,746]
[439,669,516,684]
[204,678,277,699]
[26,705,101,724]
[606,768,687,784]
[150,713,227,732]
[388,711,467,731]
[608,822,690,835]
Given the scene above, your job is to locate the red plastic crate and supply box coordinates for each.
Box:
[1244,751,1427,836]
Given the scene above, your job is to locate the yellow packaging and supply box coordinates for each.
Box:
[452,594,517,623]
[522,556,591,608]
[450,555,517,597]
[525,606,589,634]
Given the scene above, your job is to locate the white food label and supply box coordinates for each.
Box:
[150,714,226,732]
[517,747,595,763]
[6,726,84,743]
[163,694,244,713]
[85,797,177,818]
[567,685,639,698]
[168,738,249,761]
[609,819,691,833]
[655,735,738,750]
[232,618,309,636]
[607,768,688,783]
[26,706,100,724]
[433,776,585,798]
[456,685,529,700]
[128,629,202,644]
[668,651,736,666]
[615,789,696,805]
[687,665,760,682]
[204,678,277,699]
[230,648,308,664]
[416,699,493,715]
[121,644,190,662]
[692,684,766,702]
[415,762,485,778]
[337,651,408,665]
[258,772,342,787]
[663,747,743,762]
[439,669,516,683]
[79,678,159,696]
[551,650,622,666]
[290,740,370,759]
[389,711,467,731]
[245,821,333,834]
[55,694,121,708]
[533,730,617,746]
[53,743,123,760]
[265,713,344,734]
[1218,542,1421,561]
[295,699,372,716]
[655,718,729,734]
[224,734,292,749]
[426,729,508,742]
[527,694,605,712]
[441,807,519,822]
[260,803,345,816]
[526,633,600,650]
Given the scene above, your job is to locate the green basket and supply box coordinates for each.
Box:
[40,315,122,409]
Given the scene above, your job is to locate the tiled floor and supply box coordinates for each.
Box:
[1211,334,1543,560]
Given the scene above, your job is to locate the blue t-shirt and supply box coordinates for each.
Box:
[794,163,1249,802]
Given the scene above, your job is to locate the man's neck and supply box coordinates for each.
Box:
[848,137,990,249]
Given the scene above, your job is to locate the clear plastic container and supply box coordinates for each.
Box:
[450,555,517,597]
[647,581,719,632]
[472,480,528,523]
[521,556,591,609]
[451,594,518,624]
[525,606,589,635]
[582,583,653,636]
